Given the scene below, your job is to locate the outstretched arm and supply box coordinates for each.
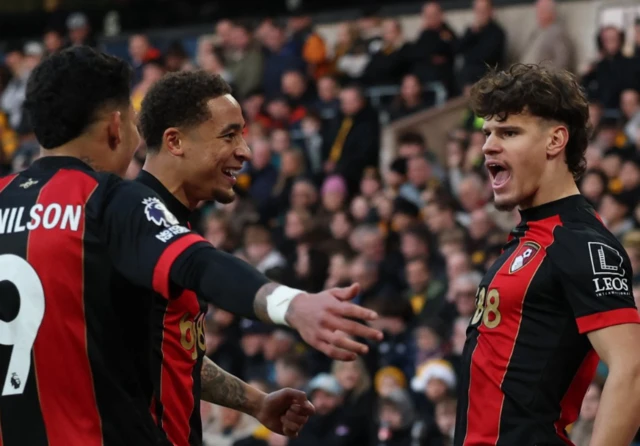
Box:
[171,246,383,361]
[200,356,315,437]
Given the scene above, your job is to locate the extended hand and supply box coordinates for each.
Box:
[255,388,315,438]
[286,283,384,361]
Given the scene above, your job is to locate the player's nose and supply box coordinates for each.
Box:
[235,138,252,162]
[482,136,502,156]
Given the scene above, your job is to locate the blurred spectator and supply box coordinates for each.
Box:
[203,210,237,252]
[389,74,429,121]
[621,89,640,142]
[164,40,191,72]
[414,319,447,366]
[313,75,341,125]
[300,112,325,180]
[579,169,608,207]
[293,373,368,446]
[215,19,235,49]
[598,191,636,238]
[202,404,260,446]
[286,16,330,80]
[274,353,308,390]
[131,57,165,112]
[282,70,316,109]
[1,45,29,131]
[411,359,457,420]
[358,9,384,55]
[362,18,410,87]
[227,22,264,99]
[332,22,370,83]
[262,23,306,99]
[375,389,416,446]
[569,379,603,446]
[325,85,380,194]
[66,12,96,48]
[43,29,65,55]
[243,224,287,275]
[245,138,278,220]
[405,257,446,320]
[129,34,161,85]
[332,358,375,421]
[368,296,416,379]
[520,0,573,71]
[239,319,272,381]
[582,26,640,110]
[457,0,505,88]
[325,246,355,288]
[410,2,457,96]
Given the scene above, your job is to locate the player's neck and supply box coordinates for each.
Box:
[39,140,104,172]
[522,173,580,210]
[142,157,196,210]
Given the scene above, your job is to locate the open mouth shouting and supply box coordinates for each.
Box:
[485,160,511,190]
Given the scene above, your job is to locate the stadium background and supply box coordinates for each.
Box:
[1,0,640,444]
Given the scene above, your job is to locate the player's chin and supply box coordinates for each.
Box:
[493,193,518,212]
[214,188,236,204]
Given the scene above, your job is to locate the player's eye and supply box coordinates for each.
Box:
[222,133,235,141]
[503,130,517,138]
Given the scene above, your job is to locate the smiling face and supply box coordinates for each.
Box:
[180,94,250,204]
[483,113,559,211]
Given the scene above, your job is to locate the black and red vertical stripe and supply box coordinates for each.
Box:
[0,169,102,446]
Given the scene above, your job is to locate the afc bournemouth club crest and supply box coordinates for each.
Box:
[509,241,541,274]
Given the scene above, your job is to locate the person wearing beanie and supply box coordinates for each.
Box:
[376,389,416,446]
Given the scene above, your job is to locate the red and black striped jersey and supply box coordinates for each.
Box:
[131,170,208,446]
[454,195,640,446]
[0,156,208,446]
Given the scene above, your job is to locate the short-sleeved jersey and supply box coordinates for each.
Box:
[0,157,207,446]
[126,170,208,446]
[454,195,640,446]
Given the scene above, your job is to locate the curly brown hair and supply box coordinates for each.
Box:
[470,63,591,179]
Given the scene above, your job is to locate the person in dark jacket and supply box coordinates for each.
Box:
[456,0,505,88]
[363,18,410,87]
[324,85,380,195]
[410,2,457,97]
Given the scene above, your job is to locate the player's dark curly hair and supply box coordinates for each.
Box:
[139,71,232,152]
[24,46,132,149]
[470,63,591,180]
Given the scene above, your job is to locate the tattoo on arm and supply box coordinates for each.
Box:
[200,356,248,410]
[253,283,280,323]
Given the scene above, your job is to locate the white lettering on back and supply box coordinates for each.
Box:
[60,205,81,231]
[0,204,83,234]
[42,204,61,229]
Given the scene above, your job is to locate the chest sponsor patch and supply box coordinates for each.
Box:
[509,241,541,274]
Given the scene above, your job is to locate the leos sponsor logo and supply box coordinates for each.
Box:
[588,242,630,296]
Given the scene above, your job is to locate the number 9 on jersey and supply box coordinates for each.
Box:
[0,254,46,396]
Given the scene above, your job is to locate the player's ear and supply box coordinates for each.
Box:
[163,128,184,156]
[107,111,122,151]
[546,125,569,158]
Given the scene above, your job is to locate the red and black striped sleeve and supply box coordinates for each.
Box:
[549,225,640,334]
[101,179,207,299]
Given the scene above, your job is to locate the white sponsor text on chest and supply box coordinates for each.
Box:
[0,204,82,234]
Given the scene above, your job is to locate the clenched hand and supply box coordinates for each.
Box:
[255,388,315,438]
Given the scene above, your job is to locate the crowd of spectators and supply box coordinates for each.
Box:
[2,1,640,445]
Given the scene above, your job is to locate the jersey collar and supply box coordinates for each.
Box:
[136,170,192,225]
[30,156,95,171]
[518,194,591,222]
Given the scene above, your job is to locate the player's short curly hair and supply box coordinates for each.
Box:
[25,46,132,149]
[139,71,232,152]
[470,63,591,179]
